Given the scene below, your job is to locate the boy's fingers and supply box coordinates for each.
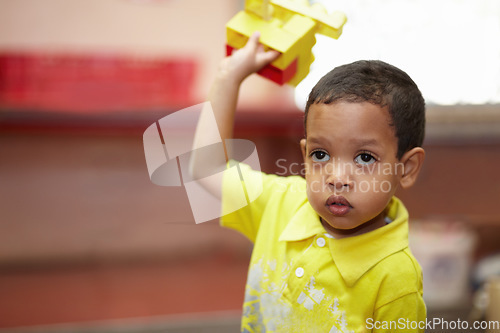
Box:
[249,31,261,43]
[267,50,281,61]
[258,50,281,66]
[246,31,261,51]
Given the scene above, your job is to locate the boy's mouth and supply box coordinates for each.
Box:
[326,195,352,216]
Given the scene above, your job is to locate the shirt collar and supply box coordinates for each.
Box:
[278,197,409,287]
[278,201,325,242]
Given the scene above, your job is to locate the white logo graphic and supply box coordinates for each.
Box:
[143,102,262,223]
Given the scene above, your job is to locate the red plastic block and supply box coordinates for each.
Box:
[226,44,297,86]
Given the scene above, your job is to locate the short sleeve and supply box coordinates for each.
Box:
[371,292,426,332]
[220,162,289,243]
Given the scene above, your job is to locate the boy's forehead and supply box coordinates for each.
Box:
[305,102,396,142]
[307,101,391,124]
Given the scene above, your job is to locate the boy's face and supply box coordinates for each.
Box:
[301,102,404,238]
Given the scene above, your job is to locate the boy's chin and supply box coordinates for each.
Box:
[320,217,359,235]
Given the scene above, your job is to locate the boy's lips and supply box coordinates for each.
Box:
[326,195,352,216]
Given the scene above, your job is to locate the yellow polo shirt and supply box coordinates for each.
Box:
[222,164,426,333]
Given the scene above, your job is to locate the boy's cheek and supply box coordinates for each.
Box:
[354,175,399,193]
[306,178,328,194]
[303,161,319,176]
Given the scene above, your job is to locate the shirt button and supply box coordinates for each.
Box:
[295,267,304,278]
[316,237,326,247]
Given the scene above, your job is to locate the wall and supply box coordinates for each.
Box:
[0,0,294,110]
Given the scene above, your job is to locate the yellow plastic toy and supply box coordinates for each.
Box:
[226,0,347,86]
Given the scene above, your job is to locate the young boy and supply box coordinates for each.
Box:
[203,32,426,332]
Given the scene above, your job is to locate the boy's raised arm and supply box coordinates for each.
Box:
[189,32,279,194]
[208,31,280,144]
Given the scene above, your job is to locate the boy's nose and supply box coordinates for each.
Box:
[326,162,353,190]
[327,176,353,190]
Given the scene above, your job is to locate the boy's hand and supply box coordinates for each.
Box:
[219,32,280,84]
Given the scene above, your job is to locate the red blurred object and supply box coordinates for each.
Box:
[0,53,197,112]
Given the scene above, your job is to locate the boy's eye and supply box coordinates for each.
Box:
[311,150,330,162]
[355,153,376,165]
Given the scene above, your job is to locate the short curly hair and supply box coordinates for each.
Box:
[305,60,425,159]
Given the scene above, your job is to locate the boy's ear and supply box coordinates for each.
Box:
[300,138,307,161]
[399,147,425,189]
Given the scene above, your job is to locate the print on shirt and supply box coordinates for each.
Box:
[242,257,354,333]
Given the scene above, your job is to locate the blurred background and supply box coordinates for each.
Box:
[1,0,500,332]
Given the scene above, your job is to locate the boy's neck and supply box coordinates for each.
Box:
[320,210,388,239]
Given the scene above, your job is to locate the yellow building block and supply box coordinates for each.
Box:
[288,49,314,87]
[282,14,317,86]
[226,0,347,85]
[245,0,273,21]
[271,0,347,39]
[227,11,315,70]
